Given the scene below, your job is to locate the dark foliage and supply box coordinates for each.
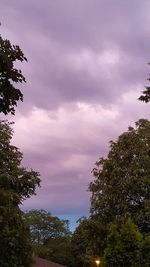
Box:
[0,35,27,114]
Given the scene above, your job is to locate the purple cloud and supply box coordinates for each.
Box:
[1,0,150,228]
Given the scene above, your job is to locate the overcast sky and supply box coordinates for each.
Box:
[1,0,150,230]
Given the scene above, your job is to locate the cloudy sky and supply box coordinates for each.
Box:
[1,0,150,230]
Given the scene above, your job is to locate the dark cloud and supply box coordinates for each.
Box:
[1,0,150,228]
[1,0,150,111]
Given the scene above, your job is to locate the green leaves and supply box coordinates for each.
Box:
[104,218,150,267]
[0,36,27,115]
[24,209,71,245]
[0,120,41,203]
[0,189,34,267]
[23,209,72,266]
[71,216,106,267]
[0,120,40,267]
[0,34,39,267]
[89,119,150,233]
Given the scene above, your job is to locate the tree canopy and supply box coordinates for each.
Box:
[89,119,150,233]
[0,194,33,267]
[71,119,150,267]
[71,216,106,267]
[0,120,40,267]
[104,218,143,267]
[24,209,71,245]
[0,120,40,203]
[24,209,72,266]
[0,35,27,115]
[139,65,150,103]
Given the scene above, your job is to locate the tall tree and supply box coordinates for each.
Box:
[0,35,27,115]
[89,119,150,233]
[0,120,40,267]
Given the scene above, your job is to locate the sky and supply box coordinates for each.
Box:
[0,0,150,230]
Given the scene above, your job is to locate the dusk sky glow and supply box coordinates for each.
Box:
[1,0,150,230]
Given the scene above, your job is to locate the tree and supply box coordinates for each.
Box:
[104,218,143,267]
[0,121,40,203]
[0,190,34,267]
[0,120,40,267]
[0,35,27,115]
[142,235,150,266]
[89,119,150,233]
[44,236,73,266]
[71,216,106,267]
[139,85,150,102]
[138,64,150,103]
[24,209,71,244]
[24,209,72,266]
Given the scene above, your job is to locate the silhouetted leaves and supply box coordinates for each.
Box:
[0,35,27,114]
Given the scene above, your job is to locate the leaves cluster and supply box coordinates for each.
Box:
[0,120,40,203]
[71,216,106,267]
[0,35,27,115]
[24,209,72,266]
[104,218,150,267]
[0,192,33,267]
[89,119,150,233]
[24,209,71,244]
[0,120,41,267]
[139,65,150,103]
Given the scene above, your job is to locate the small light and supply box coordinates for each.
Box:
[95,260,100,266]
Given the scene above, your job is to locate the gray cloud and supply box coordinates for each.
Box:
[1,0,150,227]
[1,0,150,111]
